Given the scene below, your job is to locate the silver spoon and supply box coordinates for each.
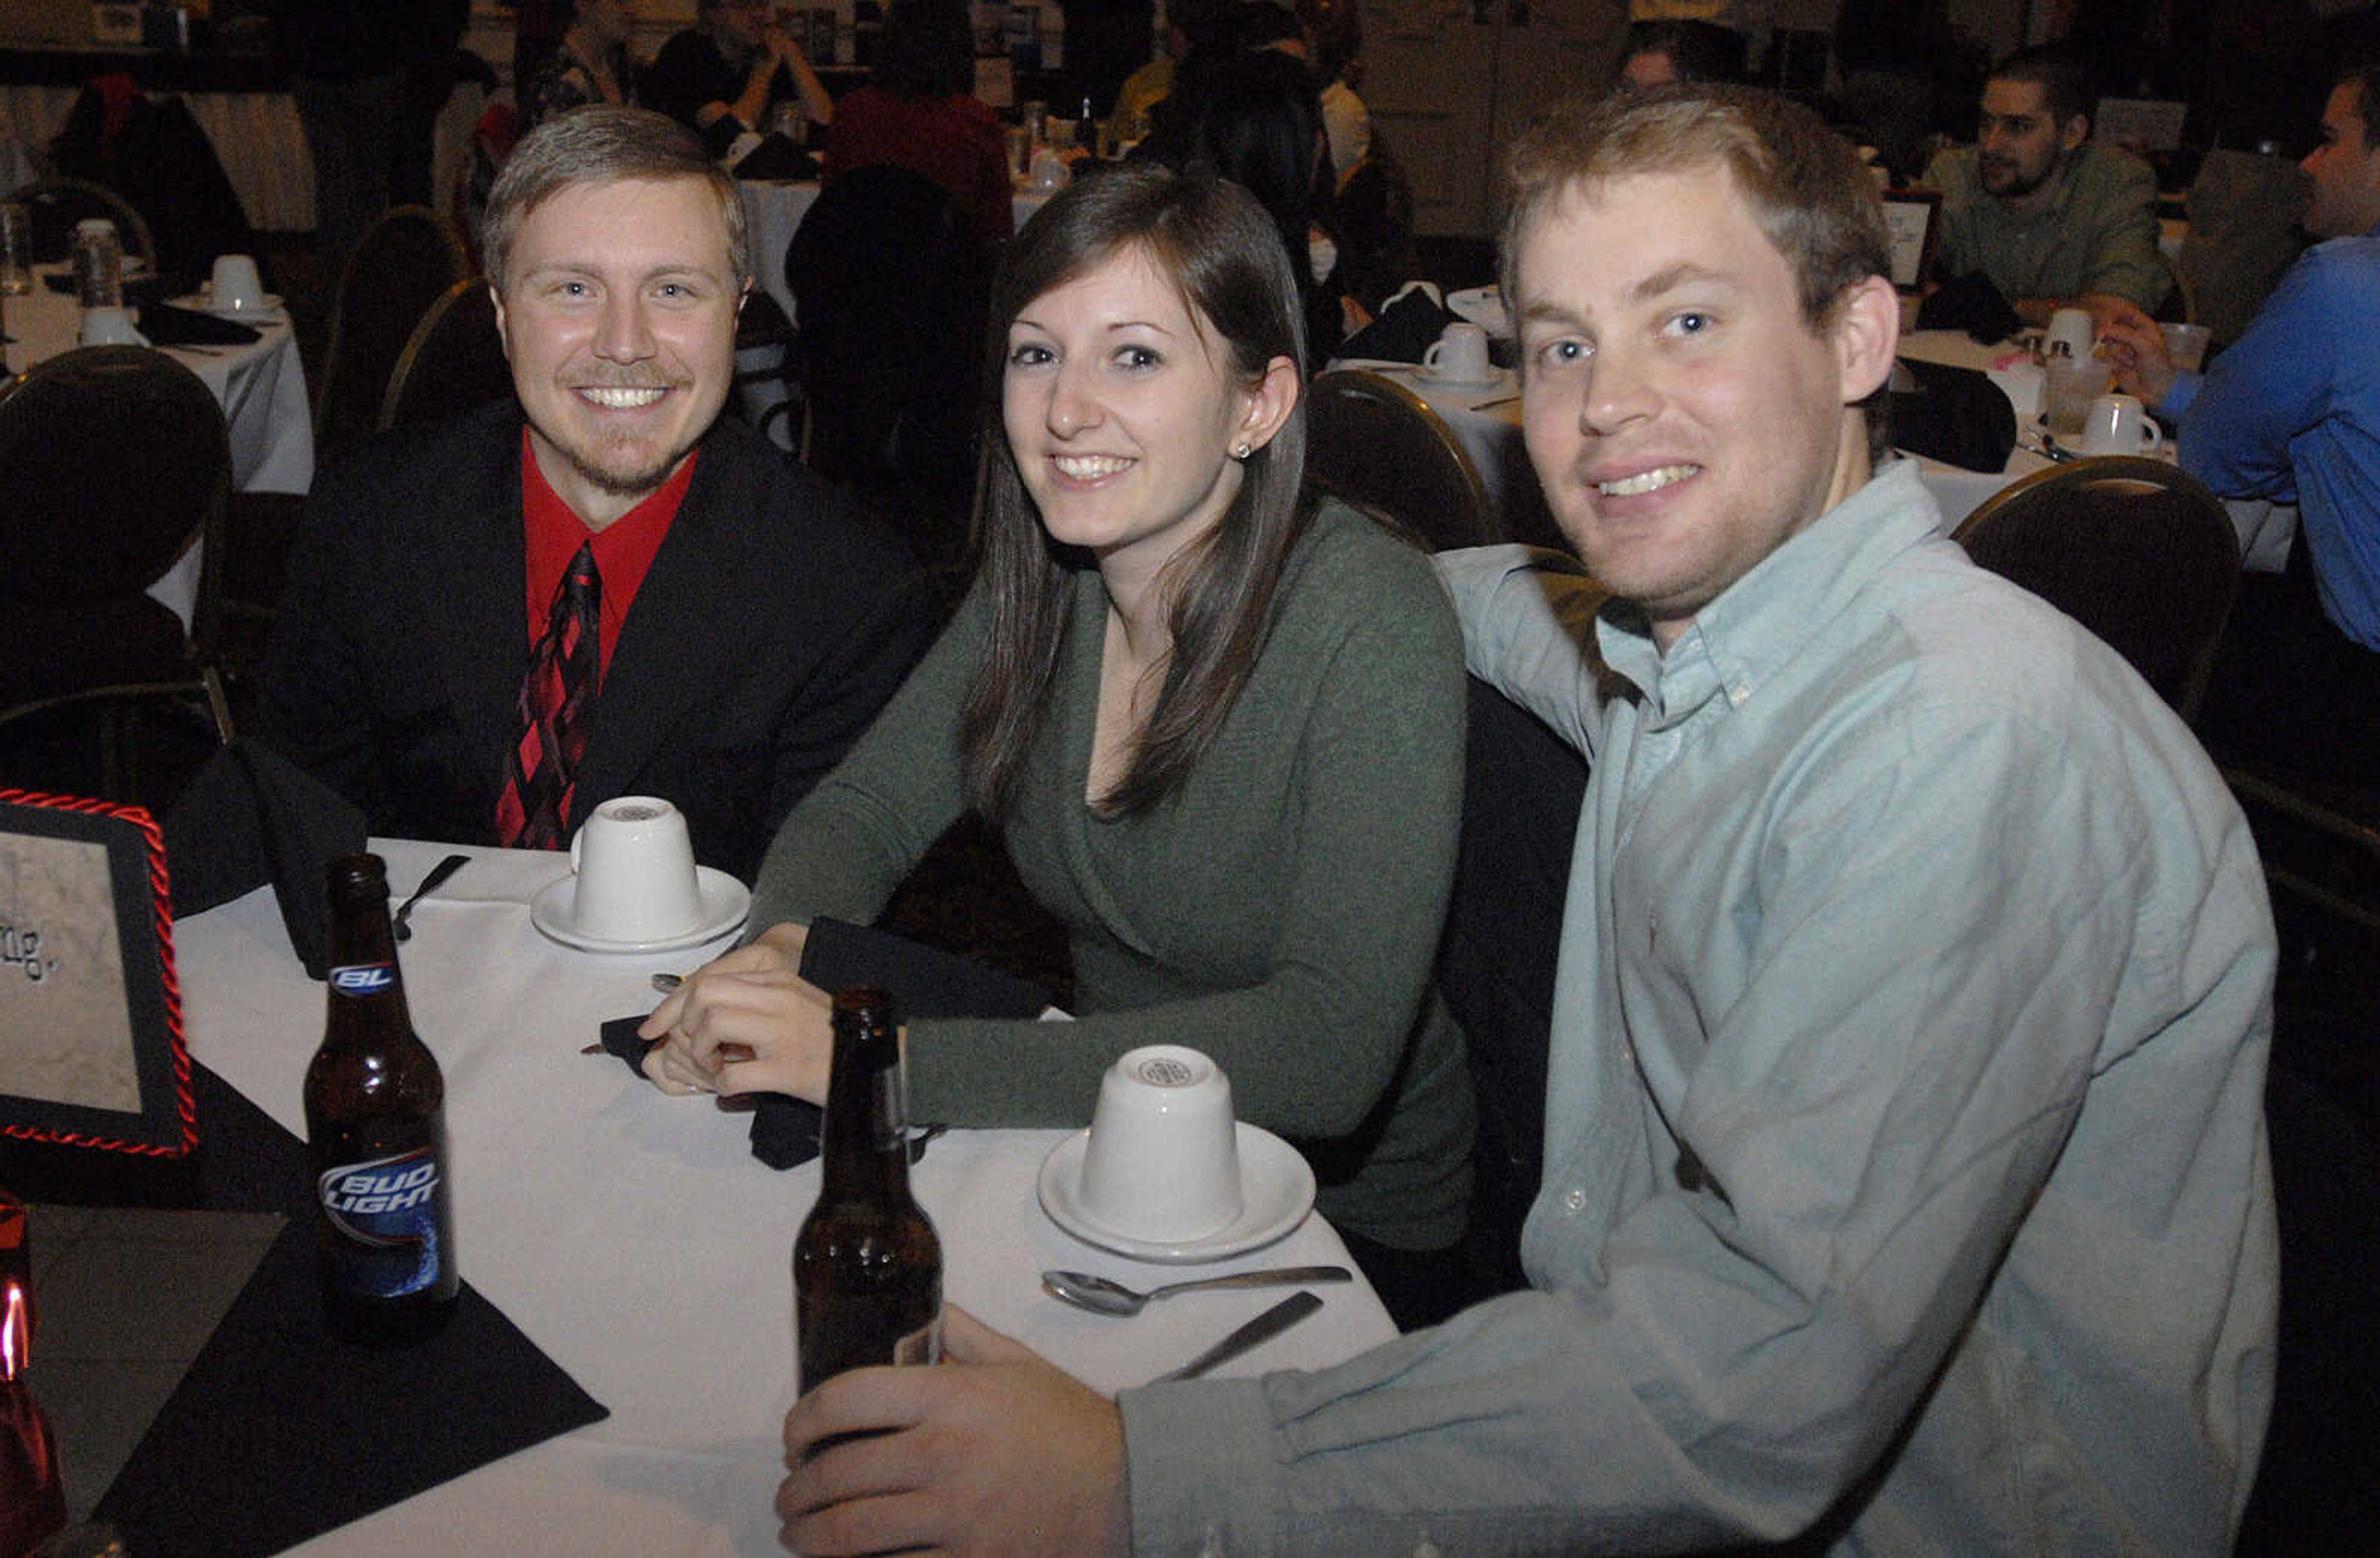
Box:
[1042,1265,1351,1317]
[392,853,469,942]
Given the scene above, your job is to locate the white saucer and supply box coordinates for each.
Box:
[1419,368,1501,390]
[172,291,284,321]
[528,866,751,954]
[1036,1122,1315,1264]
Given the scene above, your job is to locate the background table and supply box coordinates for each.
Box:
[174,838,1395,1552]
[3,270,312,629]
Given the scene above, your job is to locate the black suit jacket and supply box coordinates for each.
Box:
[258,404,933,881]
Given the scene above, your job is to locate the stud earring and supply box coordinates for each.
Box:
[1233,441,1253,461]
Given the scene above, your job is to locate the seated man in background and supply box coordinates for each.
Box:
[642,0,835,160]
[260,107,930,882]
[2099,61,2380,790]
[769,85,2278,1556]
[1615,17,1746,92]
[1923,44,2171,325]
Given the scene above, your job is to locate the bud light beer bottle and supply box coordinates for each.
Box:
[795,987,941,1396]
[305,854,459,1347]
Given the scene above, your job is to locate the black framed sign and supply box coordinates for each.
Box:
[0,790,195,1157]
[1881,190,1944,293]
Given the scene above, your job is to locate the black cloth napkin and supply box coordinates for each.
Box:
[1916,270,2024,345]
[92,1063,610,1556]
[1889,356,2019,472]
[162,740,368,981]
[42,270,186,306]
[1336,285,1462,365]
[601,918,1052,1169]
[138,298,263,346]
[733,134,822,182]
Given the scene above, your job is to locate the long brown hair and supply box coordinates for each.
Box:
[961,165,1310,818]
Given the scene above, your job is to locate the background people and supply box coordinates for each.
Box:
[642,0,836,158]
[1922,44,2172,324]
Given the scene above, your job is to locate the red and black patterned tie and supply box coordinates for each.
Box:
[495,539,601,849]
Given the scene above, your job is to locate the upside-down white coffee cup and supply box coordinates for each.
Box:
[1422,321,1492,383]
[1077,1045,1243,1243]
[565,795,705,942]
[209,252,265,312]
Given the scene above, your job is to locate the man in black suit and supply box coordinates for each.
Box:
[260,106,932,882]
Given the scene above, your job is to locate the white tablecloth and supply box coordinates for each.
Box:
[737,179,1055,324]
[177,838,1395,1554]
[0,83,314,233]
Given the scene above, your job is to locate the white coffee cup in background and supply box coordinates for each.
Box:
[2079,391,2164,456]
[1422,321,1492,383]
[1077,1045,1243,1243]
[209,252,265,312]
[566,795,705,943]
[78,304,148,347]
[2045,306,2096,361]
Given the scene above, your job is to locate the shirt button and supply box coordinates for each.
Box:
[1564,1187,1587,1213]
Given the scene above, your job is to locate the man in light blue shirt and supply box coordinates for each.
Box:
[2102,62,2380,786]
[767,86,2279,1556]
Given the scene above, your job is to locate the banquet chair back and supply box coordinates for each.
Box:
[379,277,516,435]
[1950,456,2240,725]
[1305,370,1499,551]
[15,175,157,267]
[0,346,234,796]
[317,205,473,463]
[787,164,994,550]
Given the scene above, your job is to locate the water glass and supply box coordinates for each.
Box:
[0,203,30,298]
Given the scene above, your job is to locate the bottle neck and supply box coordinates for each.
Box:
[818,1014,911,1199]
[322,874,415,1042]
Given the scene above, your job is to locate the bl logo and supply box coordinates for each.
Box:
[330,963,396,994]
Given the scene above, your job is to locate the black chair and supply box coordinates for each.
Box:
[787,165,995,551]
[1436,679,1592,1303]
[0,346,234,799]
[48,87,252,281]
[14,175,157,268]
[378,277,515,435]
[1304,369,1500,552]
[316,205,474,464]
[1950,456,2241,726]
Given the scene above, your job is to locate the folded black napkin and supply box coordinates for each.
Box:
[601,918,1052,1169]
[1889,356,2018,473]
[162,740,368,980]
[43,270,186,306]
[1916,270,2024,345]
[1337,285,1461,365]
[95,1063,609,1557]
[733,133,822,182]
[138,298,263,346]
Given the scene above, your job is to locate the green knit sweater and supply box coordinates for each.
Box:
[746,502,1476,1250]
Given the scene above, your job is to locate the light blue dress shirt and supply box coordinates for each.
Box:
[1119,462,2279,1555]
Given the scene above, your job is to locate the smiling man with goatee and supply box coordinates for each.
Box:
[262,107,930,881]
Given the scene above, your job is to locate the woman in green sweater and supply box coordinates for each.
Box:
[641,165,1474,1326]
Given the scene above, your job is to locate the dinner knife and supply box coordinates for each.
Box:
[1149,1290,1324,1383]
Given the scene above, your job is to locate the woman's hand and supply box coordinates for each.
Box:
[638,922,835,1103]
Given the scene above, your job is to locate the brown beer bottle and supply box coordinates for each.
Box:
[794,986,942,1395]
[304,854,460,1347]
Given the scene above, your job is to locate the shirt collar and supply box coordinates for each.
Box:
[1595,460,1940,723]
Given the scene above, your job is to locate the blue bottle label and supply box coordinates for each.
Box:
[317,1147,446,1297]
